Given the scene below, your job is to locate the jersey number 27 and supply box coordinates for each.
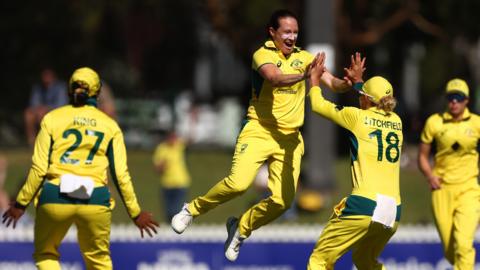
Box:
[60,128,105,165]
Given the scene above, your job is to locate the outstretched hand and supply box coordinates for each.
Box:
[343,52,366,84]
[302,53,320,79]
[2,202,25,229]
[309,52,326,86]
[134,211,159,238]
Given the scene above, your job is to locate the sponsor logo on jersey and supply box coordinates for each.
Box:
[275,88,297,94]
[239,143,248,154]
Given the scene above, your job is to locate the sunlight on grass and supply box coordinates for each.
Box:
[2,148,433,224]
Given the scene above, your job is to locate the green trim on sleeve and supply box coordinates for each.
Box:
[25,137,54,208]
[353,82,364,92]
[106,139,132,217]
[251,69,264,99]
[346,130,359,161]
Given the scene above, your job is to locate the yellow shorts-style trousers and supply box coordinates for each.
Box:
[188,120,304,237]
[308,199,397,270]
[34,204,112,270]
[431,180,480,270]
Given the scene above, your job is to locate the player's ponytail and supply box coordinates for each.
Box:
[377,95,397,115]
[69,83,89,107]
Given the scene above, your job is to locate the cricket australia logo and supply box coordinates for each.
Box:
[290,59,303,68]
[239,144,248,154]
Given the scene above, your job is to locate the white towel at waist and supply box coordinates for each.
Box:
[59,174,95,200]
[371,193,397,228]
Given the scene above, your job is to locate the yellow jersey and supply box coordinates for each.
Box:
[420,108,480,185]
[16,104,141,218]
[152,139,191,189]
[310,86,403,204]
[248,40,314,131]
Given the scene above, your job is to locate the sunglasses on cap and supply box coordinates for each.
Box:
[353,82,374,100]
[446,93,466,102]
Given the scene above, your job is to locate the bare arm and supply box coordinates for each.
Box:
[258,64,305,87]
[154,161,166,174]
[321,52,366,93]
[319,70,351,93]
[417,143,442,190]
[257,54,320,87]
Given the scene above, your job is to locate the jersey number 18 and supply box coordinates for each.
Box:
[369,129,400,163]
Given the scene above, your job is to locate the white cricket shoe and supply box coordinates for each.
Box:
[224,216,246,262]
[171,203,193,234]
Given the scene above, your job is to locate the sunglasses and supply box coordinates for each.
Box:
[446,93,466,102]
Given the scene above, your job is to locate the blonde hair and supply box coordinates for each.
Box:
[376,95,397,114]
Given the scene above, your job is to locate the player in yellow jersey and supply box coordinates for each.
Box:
[2,67,159,270]
[153,131,191,221]
[418,78,480,270]
[307,53,403,270]
[171,9,352,261]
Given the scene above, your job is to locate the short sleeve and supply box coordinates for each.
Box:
[152,144,166,165]
[420,116,437,144]
[252,49,276,71]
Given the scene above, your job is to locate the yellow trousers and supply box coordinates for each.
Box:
[308,203,397,270]
[431,180,480,270]
[34,204,112,270]
[188,120,304,237]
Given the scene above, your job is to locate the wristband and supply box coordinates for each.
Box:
[14,201,27,210]
[353,82,364,92]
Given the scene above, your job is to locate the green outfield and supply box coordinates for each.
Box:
[3,147,432,225]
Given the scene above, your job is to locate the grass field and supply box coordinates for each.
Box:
[2,146,433,225]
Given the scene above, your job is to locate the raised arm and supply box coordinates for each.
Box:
[318,52,366,93]
[319,70,351,93]
[344,52,366,85]
[308,52,359,129]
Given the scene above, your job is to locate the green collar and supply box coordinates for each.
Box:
[86,97,98,107]
[442,108,470,121]
[263,40,301,53]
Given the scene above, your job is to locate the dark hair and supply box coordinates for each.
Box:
[266,9,298,38]
[69,82,89,107]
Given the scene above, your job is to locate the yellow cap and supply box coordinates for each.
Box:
[69,67,101,97]
[445,78,469,97]
[361,76,393,104]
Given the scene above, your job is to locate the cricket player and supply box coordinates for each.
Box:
[3,67,158,270]
[172,9,352,261]
[418,78,480,270]
[307,53,403,270]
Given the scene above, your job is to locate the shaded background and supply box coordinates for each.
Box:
[1,0,480,224]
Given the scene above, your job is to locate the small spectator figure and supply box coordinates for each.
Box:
[24,68,68,146]
[153,131,191,221]
[98,81,117,119]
